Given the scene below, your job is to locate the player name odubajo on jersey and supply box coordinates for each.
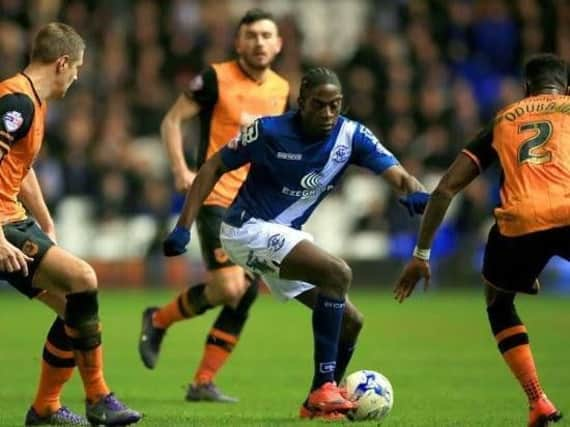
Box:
[220,112,399,230]
[462,94,570,237]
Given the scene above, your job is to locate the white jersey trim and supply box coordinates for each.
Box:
[273,119,358,225]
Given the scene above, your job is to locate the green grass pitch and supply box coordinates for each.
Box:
[0,288,568,426]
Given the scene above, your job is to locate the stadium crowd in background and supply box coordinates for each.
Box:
[0,0,568,271]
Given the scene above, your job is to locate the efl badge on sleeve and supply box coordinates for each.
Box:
[188,75,204,92]
[2,111,23,133]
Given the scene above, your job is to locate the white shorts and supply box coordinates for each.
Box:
[220,218,315,301]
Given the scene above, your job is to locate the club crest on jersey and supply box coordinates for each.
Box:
[300,171,322,189]
[3,111,23,133]
[267,233,285,253]
[332,145,350,163]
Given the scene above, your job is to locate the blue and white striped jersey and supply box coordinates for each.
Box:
[220,111,398,229]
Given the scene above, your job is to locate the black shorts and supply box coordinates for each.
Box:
[482,224,570,294]
[196,205,236,271]
[1,218,54,298]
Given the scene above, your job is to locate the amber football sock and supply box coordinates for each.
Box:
[153,284,212,329]
[32,317,75,416]
[194,328,237,385]
[65,291,110,403]
[496,325,544,402]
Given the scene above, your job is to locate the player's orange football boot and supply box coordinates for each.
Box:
[307,382,356,413]
[528,395,562,427]
[338,385,349,400]
[299,403,347,421]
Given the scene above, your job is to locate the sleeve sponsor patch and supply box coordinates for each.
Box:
[240,120,259,145]
[2,111,24,133]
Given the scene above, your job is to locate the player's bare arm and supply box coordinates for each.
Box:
[394,153,480,302]
[381,165,426,196]
[162,151,232,257]
[381,165,430,216]
[161,93,201,192]
[19,168,56,242]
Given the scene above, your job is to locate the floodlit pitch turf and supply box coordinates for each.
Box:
[0,288,569,426]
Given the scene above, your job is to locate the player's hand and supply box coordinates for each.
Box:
[163,226,191,257]
[0,239,33,276]
[398,191,430,216]
[173,167,196,193]
[393,257,431,303]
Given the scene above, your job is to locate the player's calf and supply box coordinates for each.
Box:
[191,284,257,382]
[335,304,363,383]
[32,317,75,418]
[151,283,213,331]
[486,287,547,403]
[64,290,111,403]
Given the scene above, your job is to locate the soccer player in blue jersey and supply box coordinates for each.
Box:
[162,67,429,420]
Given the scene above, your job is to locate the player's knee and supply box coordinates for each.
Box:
[64,290,101,350]
[326,258,352,295]
[485,286,519,335]
[234,278,260,316]
[68,261,98,293]
[214,280,247,306]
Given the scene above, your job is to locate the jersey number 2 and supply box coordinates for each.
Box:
[518,120,552,165]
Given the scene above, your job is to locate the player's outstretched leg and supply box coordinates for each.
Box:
[279,241,357,419]
[485,285,562,427]
[305,292,353,414]
[34,247,142,426]
[65,291,142,426]
[296,291,363,419]
[25,317,89,426]
[186,277,259,403]
[139,283,212,369]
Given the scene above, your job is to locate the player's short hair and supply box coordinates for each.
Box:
[30,22,85,63]
[237,8,277,32]
[299,67,342,99]
[524,53,568,93]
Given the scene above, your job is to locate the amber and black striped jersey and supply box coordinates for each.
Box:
[185,60,289,208]
[0,73,46,224]
[463,94,570,236]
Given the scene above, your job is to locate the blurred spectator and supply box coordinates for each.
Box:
[2,0,568,271]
